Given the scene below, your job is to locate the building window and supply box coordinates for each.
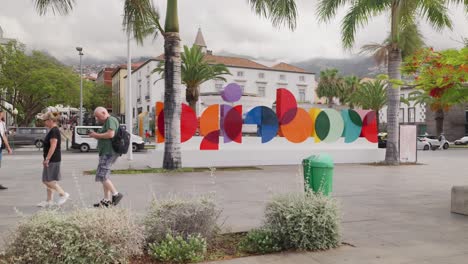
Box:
[146,78,150,97]
[215,82,224,92]
[133,108,135,118]
[237,71,244,77]
[399,108,405,123]
[257,84,266,97]
[298,88,306,102]
[279,74,286,81]
[138,84,142,100]
[258,72,265,79]
[240,84,245,94]
[299,76,305,82]
[147,105,150,112]
[408,107,415,123]
[137,107,142,114]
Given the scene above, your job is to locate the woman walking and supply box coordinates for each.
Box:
[38,112,69,207]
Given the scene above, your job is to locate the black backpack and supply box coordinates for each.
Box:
[112,125,130,155]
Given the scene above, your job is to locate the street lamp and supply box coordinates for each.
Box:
[76,47,84,126]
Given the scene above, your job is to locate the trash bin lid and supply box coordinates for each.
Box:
[307,154,334,168]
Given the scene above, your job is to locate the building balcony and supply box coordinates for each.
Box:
[145,95,150,100]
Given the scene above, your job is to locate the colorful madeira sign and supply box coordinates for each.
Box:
[155,83,378,150]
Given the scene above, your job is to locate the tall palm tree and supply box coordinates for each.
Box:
[351,80,387,132]
[317,0,466,165]
[34,0,298,169]
[153,45,231,113]
[316,68,343,108]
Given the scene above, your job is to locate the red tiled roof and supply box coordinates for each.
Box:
[155,54,311,74]
[271,62,310,73]
[111,63,144,77]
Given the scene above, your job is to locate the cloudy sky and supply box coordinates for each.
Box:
[0,0,467,64]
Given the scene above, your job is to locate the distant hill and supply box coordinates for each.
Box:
[293,56,385,79]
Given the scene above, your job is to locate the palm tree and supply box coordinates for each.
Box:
[336,75,359,108]
[153,45,231,113]
[317,0,466,165]
[351,80,387,133]
[34,0,298,169]
[316,68,343,108]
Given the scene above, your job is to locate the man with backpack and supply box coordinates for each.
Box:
[88,107,124,207]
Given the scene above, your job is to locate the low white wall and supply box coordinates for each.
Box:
[149,137,385,168]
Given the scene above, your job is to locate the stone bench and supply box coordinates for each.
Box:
[451,186,468,215]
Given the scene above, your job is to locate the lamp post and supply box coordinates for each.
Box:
[76,47,84,126]
[11,108,18,149]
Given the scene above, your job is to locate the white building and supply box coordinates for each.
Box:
[379,86,426,133]
[129,28,317,126]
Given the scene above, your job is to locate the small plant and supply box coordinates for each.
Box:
[264,191,341,251]
[238,228,282,254]
[2,208,144,264]
[144,195,220,245]
[149,234,207,263]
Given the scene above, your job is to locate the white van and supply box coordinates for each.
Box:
[72,126,145,153]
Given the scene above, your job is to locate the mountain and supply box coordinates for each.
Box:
[293,56,385,79]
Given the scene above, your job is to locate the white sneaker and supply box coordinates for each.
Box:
[56,193,70,206]
[37,201,54,208]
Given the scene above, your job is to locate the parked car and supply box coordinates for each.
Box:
[454,136,468,145]
[417,138,431,150]
[7,127,49,148]
[417,135,449,150]
[71,125,145,152]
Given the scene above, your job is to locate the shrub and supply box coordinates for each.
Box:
[148,234,206,263]
[143,195,220,245]
[2,208,144,264]
[264,192,341,250]
[238,228,282,254]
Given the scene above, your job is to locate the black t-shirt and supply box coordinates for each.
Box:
[43,127,61,162]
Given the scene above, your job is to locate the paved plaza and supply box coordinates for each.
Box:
[1,147,468,263]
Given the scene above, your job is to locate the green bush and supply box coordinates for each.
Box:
[238,228,282,254]
[143,195,220,245]
[264,192,341,250]
[2,208,144,264]
[148,233,206,263]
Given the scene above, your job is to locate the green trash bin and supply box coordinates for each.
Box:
[302,154,334,196]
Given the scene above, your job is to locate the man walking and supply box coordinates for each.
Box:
[88,107,123,207]
[0,110,12,190]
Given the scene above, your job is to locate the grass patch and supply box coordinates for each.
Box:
[83,166,262,175]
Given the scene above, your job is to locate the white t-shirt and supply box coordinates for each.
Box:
[0,121,5,148]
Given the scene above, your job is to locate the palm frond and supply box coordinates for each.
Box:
[123,0,162,45]
[416,0,453,31]
[316,0,349,22]
[341,0,388,49]
[248,0,298,30]
[34,0,75,15]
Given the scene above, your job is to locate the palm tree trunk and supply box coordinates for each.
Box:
[435,109,444,136]
[186,86,199,114]
[385,48,401,165]
[375,109,380,133]
[163,32,182,169]
[328,97,333,108]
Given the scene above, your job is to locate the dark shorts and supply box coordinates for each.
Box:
[42,162,61,182]
[95,154,119,182]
